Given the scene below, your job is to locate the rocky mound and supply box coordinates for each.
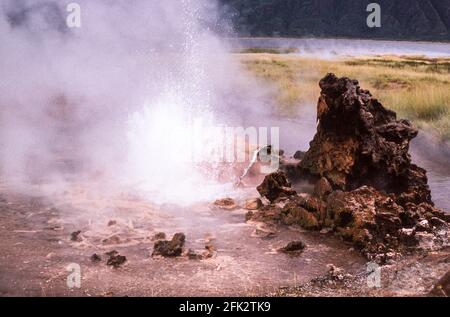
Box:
[296,73,431,206]
[250,74,449,263]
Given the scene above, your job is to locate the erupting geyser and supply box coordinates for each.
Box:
[0,0,266,205]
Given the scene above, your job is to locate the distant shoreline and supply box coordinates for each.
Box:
[223,36,450,46]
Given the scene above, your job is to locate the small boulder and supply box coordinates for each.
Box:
[70,230,82,242]
[257,171,296,202]
[244,198,263,210]
[187,249,203,260]
[279,240,306,253]
[214,198,237,210]
[152,232,186,257]
[91,253,102,263]
[107,220,117,226]
[106,250,126,268]
[152,232,166,240]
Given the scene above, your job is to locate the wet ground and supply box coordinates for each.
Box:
[0,177,448,297]
[0,183,368,296]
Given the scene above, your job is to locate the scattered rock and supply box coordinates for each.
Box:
[91,253,102,263]
[152,232,185,257]
[70,230,82,242]
[326,264,350,282]
[279,240,306,254]
[187,243,216,260]
[187,249,203,260]
[257,171,296,202]
[203,243,216,259]
[107,220,117,226]
[152,232,166,240]
[429,270,450,297]
[244,198,263,210]
[293,150,306,160]
[106,250,126,268]
[214,198,237,210]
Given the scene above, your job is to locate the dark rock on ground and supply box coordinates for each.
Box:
[152,232,166,241]
[152,232,186,257]
[279,240,306,253]
[90,253,102,263]
[70,230,82,242]
[106,250,126,268]
[257,171,296,202]
[107,220,117,226]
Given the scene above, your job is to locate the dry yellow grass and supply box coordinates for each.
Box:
[237,53,450,139]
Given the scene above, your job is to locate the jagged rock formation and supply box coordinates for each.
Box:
[298,73,432,207]
[250,74,449,262]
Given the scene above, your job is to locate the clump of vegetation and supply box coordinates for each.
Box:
[238,54,450,139]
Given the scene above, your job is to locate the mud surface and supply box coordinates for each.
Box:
[0,183,368,296]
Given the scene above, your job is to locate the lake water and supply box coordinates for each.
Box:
[228,37,450,58]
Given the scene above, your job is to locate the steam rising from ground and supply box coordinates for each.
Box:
[0,0,270,204]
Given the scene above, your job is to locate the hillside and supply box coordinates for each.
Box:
[219,0,450,41]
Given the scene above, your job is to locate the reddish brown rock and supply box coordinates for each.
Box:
[257,171,296,202]
[281,201,319,230]
[298,73,432,206]
[244,198,263,210]
[214,198,237,210]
